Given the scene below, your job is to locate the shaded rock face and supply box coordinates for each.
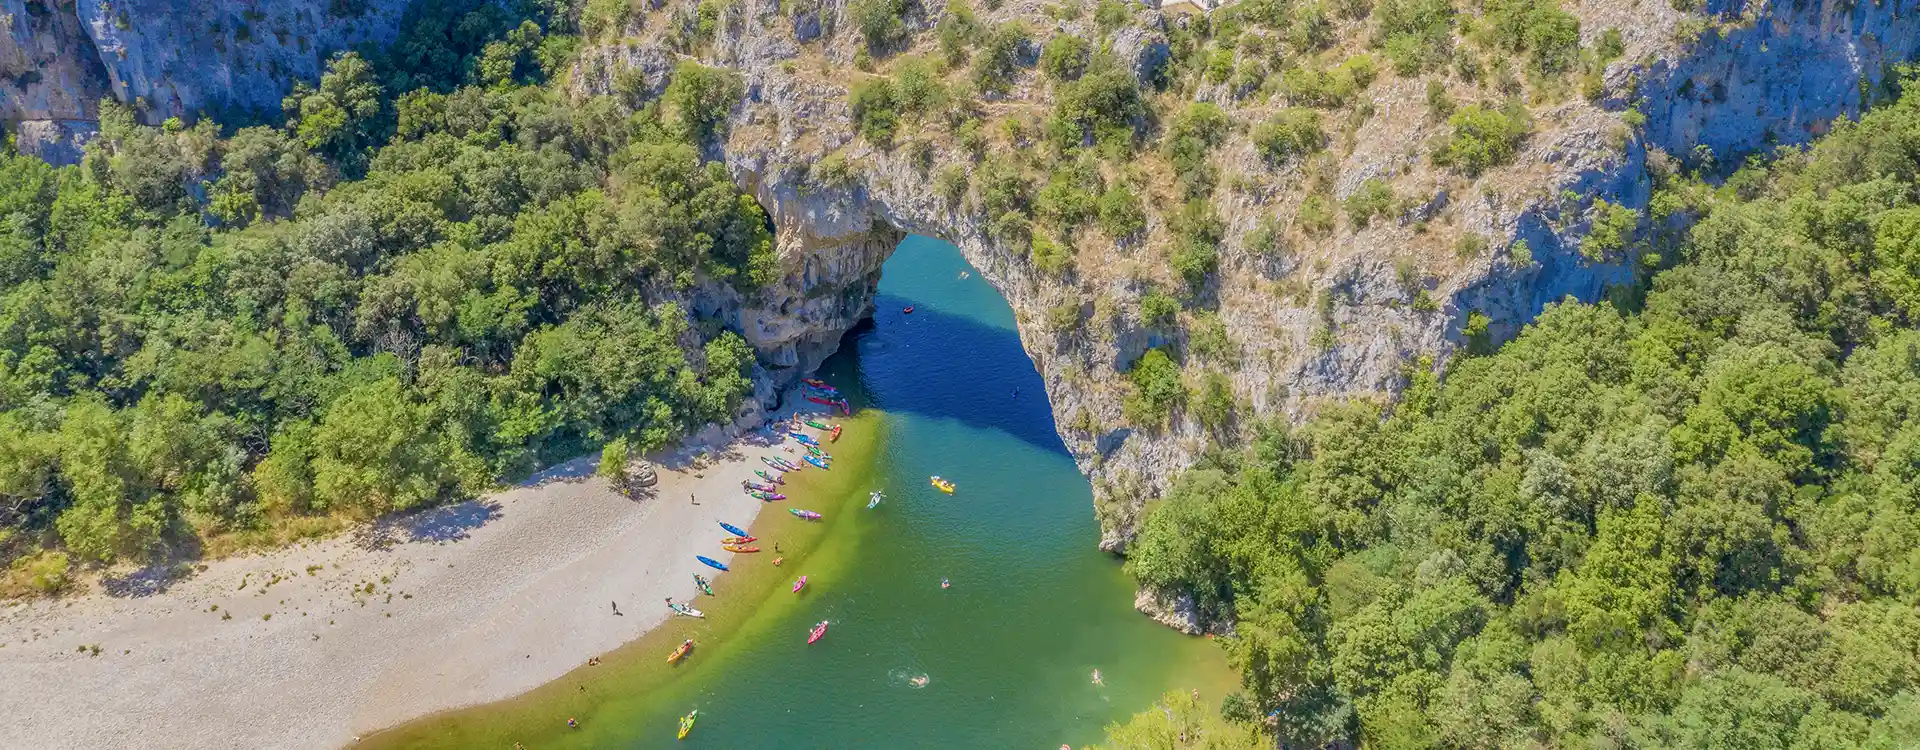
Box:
[598,0,1920,552]
[1,0,415,163]
[6,0,1918,555]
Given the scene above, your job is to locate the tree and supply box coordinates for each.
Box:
[665,61,743,142]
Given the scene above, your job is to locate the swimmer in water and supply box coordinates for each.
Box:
[1091,669,1103,685]
[910,674,930,687]
[940,578,950,589]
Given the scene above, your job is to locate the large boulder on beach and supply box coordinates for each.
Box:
[630,460,658,488]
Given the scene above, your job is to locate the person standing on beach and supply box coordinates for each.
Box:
[691,492,698,505]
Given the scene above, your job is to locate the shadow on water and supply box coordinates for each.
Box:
[820,298,1071,460]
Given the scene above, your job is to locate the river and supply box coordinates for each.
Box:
[374,235,1229,747]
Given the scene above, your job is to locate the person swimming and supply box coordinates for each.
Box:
[940,578,950,589]
[1091,669,1103,685]
[910,674,930,688]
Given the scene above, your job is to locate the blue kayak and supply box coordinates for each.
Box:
[697,555,729,572]
[719,521,749,538]
[805,455,830,470]
[790,433,819,446]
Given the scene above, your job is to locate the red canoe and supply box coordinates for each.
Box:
[807,620,829,644]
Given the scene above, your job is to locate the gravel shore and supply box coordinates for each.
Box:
[0,420,813,749]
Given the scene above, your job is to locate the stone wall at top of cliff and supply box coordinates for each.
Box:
[577,0,1920,552]
[1,0,416,164]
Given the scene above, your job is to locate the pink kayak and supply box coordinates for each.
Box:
[792,575,807,593]
[807,620,829,644]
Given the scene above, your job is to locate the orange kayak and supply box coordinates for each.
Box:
[667,638,694,663]
[721,535,756,544]
[723,544,760,553]
[830,425,843,442]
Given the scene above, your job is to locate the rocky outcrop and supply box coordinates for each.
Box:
[6,0,1917,558]
[1,0,415,163]
[585,0,1920,553]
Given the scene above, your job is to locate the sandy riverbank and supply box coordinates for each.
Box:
[0,410,840,750]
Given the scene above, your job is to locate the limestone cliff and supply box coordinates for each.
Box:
[1,0,413,163]
[5,0,1919,558]
[577,0,1920,553]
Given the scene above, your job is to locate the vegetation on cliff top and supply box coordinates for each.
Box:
[1117,82,1920,748]
[0,0,770,592]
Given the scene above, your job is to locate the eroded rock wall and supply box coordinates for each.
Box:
[1,0,415,163]
[587,0,1920,554]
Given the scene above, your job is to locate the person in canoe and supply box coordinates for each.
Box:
[941,578,950,589]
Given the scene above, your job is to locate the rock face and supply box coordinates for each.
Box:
[7,0,1920,555]
[584,0,1920,551]
[0,0,415,164]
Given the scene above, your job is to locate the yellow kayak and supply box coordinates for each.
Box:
[930,475,956,493]
[667,638,694,664]
[678,709,697,739]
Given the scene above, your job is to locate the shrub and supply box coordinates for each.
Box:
[1193,371,1235,430]
[1581,199,1640,260]
[1097,185,1146,238]
[1040,34,1091,81]
[1188,311,1238,363]
[1140,290,1181,326]
[1299,193,1336,236]
[851,0,907,52]
[971,22,1029,97]
[4,550,71,596]
[810,151,859,188]
[978,157,1031,215]
[936,166,969,205]
[1170,240,1219,287]
[665,61,743,141]
[850,77,900,145]
[1481,0,1581,76]
[991,210,1033,244]
[1123,348,1185,427]
[895,57,946,115]
[1035,159,1102,228]
[1049,66,1144,150]
[1425,79,1455,119]
[1046,300,1083,333]
[1508,238,1534,267]
[1345,179,1396,227]
[1432,102,1530,175]
[1374,0,1455,75]
[1032,233,1075,275]
[1252,108,1325,163]
[1454,232,1488,259]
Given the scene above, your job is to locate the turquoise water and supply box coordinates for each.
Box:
[380,235,1227,748]
[623,236,1225,747]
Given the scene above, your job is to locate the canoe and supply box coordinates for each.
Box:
[720,536,756,545]
[748,490,785,501]
[805,396,839,407]
[806,420,830,430]
[678,709,697,740]
[723,544,760,553]
[806,446,826,458]
[718,522,749,538]
[761,456,792,470]
[807,620,829,644]
[803,378,830,389]
[790,433,819,446]
[693,574,713,595]
[668,638,694,664]
[669,602,705,618]
[805,456,830,470]
[745,481,779,492]
[793,575,807,593]
[903,305,915,313]
[868,491,884,509]
[697,555,729,572]
[930,475,955,494]
[755,470,784,484]
[830,425,842,442]
[790,508,822,520]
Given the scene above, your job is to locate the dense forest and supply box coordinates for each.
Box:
[1113,82,1920,748]
[0,0,775,594]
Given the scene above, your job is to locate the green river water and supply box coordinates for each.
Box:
[375,235,1229,748]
